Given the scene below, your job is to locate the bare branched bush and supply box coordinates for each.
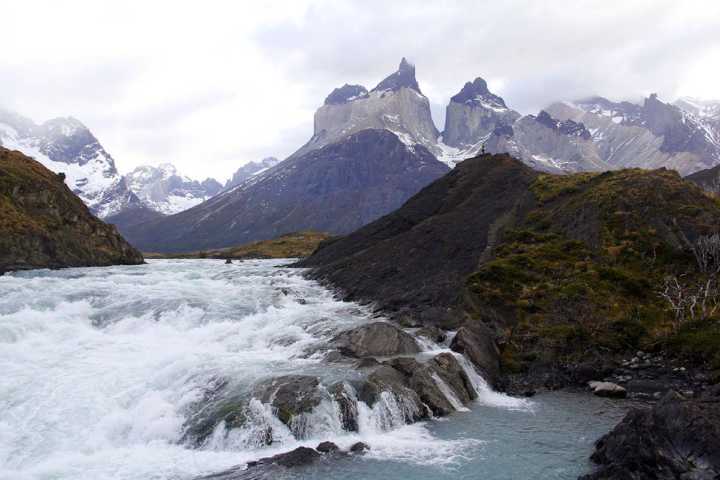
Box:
[692,233,720,274]
[658,275,720,330]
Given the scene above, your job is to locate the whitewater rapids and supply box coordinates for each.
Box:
[0,259,530,480]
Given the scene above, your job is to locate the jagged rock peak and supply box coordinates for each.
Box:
[372,57,421,94]
[450,77,507,109]
[324,84,369,105]
[535,110,591,140]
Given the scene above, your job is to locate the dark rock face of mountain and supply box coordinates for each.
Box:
[686,163,720,193]
[298,154,539,328]
[325,84,369,105]
[0,147,144,274]
[120,130,449,253]
[534,111,592,140]
[104,204,165,232]
[224,157,280,190]
[371,57,421,94]
[450,77,507,107]
[442,77,520,150]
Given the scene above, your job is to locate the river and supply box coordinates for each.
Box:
[0,260,627,479]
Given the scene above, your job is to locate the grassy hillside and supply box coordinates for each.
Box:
[468,167,720,372]
[0,147,144,273]
[145,231,332,259]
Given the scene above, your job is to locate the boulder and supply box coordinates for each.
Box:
[429,352,477,403]
[331,322,420,358]
[182,395,254,447]
[357,365,427,423]
[252,446,321,468]
[349,442,370,454]
[316,441,339,453]
[416,326,447,344]
[387,357,457,416]
[328,381,359,432]
[581,391,720,480]
[254,375,322,425]
[588,381,627,398]
[449,322,500,385]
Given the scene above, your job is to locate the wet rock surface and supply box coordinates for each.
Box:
[588,381,627,398]
[254,375,322,426]
[450,323,501,386]
[331,322,420,357]
[581,390,720,480]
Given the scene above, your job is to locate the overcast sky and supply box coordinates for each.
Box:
[2,0,719,181]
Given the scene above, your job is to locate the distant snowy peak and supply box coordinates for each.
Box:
[547,94,720,175]
[293,58,438,160]
[674,97,720,119]
[571,96,644,125]
[450,77,508,111]
[124,164,222,215]
[0,108,142,217]
[442,76,520,152]
[224,157,280,190]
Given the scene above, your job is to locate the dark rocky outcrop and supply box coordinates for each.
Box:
[371,57,421,94]
[330,322,420,357]
[120,130,449,253]
[251,446,322,468]
[581,390,720,480]
[450,323,501,385]
[325,84,369,105]
[298,154,538,331]
[0,147,144,274]
[300,153,720,388]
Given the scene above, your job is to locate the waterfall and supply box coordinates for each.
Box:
[431,373,469,412]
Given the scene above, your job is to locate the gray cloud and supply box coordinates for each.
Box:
[1,0,718,181]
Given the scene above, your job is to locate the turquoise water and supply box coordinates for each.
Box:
[285,391,628,480]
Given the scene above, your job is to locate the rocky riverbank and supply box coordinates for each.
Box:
[298,153,720,478]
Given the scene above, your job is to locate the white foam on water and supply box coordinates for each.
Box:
[0,259,528,479]
[454,354,534,411]
[0,260,373,479]
[431,373,469,412]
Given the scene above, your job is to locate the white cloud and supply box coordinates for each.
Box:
[1,0,719,181]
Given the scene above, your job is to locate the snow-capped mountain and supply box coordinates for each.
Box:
[483,111,608,173]
[292,58,441,160]
[124,164,222,215]
[545,95,720,175]
[0,108,143,217]
[224,157,279,190]
[442,77,521,149]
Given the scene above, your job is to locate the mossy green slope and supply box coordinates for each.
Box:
[0,147,144,274]
[468,167,720,372]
